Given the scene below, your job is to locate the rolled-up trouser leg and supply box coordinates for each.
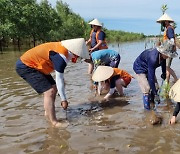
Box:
[135,73,150,94]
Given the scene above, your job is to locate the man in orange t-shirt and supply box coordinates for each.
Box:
[16,38,89,127]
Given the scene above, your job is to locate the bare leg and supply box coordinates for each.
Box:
[115,79,125,96]
[166,66,178,83]
[88,62,94,74]
[43,85,59,126]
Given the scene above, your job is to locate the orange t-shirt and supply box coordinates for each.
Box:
[20,42,68,74]
[113,68,133,86]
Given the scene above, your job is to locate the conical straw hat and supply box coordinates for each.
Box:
[61,38,90,59]
[156,13,174,23]
[169,79,180,102]
[92,66,114,82]
[88,18,102,27]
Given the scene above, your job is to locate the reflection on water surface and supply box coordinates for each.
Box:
[0,41,180,153]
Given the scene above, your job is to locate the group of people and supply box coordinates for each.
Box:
[133,13,180,124]
[15,14,180,127]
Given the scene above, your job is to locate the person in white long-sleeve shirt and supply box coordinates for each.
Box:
[16,38,89,127]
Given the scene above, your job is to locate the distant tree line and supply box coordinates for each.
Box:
[106,30,145,42]
[0,0,145,52]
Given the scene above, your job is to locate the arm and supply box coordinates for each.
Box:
[173,102,180,117]
[89,31,105,52]
[55,71,66,101]
[147,51,162,95]
[104,88,115,100]
[86,38,91,45]
[170,102,180,124]
[104,76,116,100]
[89,40,103,52]
[161,59,166,75]
[161,59,166,79]
[55,71,68,109]
[50,52,68,109]
[147,62,157,95]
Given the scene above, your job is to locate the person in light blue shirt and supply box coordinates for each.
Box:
[90,49,120,95]
[91,49,121,69]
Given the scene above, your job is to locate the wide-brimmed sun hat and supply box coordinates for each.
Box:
[88,18,102,27]
[169,79,180,102]
[92,66,114,82]
[156,40,178,58]
[156,13,174,23]
[61,38,90,59]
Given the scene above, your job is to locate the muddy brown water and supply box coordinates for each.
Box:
[0,41,180,154]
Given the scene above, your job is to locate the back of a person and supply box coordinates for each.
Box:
[133,48,159,74]
[20,42,68,74]
[91,49,118,60]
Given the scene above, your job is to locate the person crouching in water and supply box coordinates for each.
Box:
[169,79,180,124]
[86,49,121,95]
[92,66,133,101]
[133,41,178,110]
[16,38,90,127]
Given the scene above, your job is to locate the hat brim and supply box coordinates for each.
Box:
[156,20,174,23]
[61,38,90,59]
[157,47,178,58]
[169,79,180,102]
[88,23,102,27]
[92,66,114,82]
[156,13,174,23]
[88,19,102,27]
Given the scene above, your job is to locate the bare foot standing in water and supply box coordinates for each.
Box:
[16,38,89,127]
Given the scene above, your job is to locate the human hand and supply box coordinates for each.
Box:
[61,100,68,110]
[89,48,95,53]
[154,95,160,104]
[89,49,92,53]
[86,40,90,45]
[169,116,176,125]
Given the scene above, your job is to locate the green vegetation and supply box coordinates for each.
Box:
[0,0,145,51]
[160,4,178,31]
[161,4,168,14]
[105,30,145,43]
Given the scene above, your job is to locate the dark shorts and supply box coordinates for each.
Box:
[110,75,120,88]
[16,63,56,94]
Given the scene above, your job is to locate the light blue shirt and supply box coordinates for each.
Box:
[91,49,120,66]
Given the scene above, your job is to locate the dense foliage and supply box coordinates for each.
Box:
[106,30,145,43]
[0,0,145,51]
